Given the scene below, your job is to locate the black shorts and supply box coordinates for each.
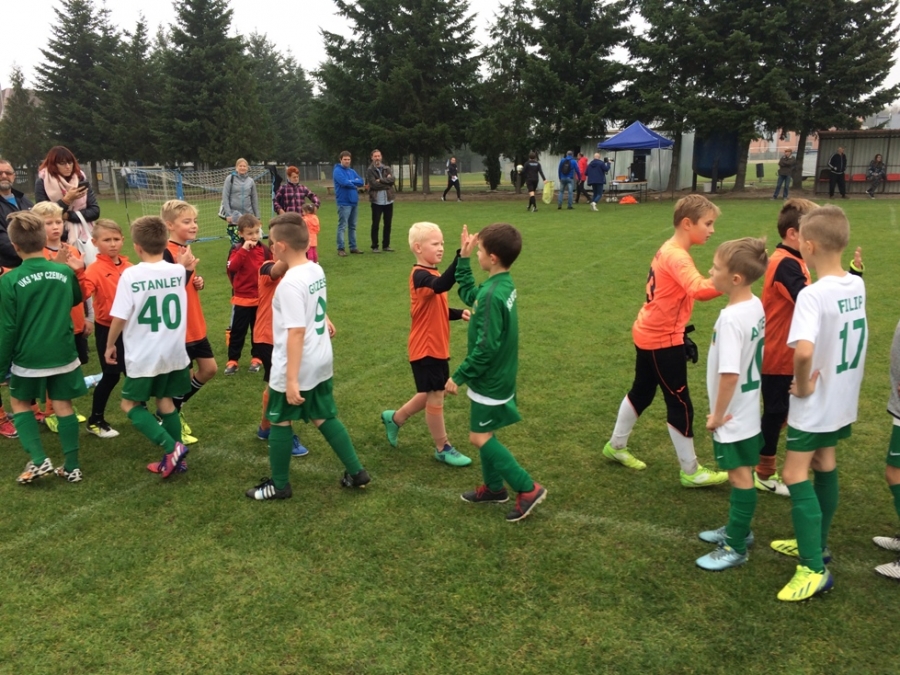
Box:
[526,180,539,193]
[74,331,89,365]
[186,337,215,361]
[761,374,793,416]
[410,357,450,393]
[94,323,126,375]
[256,343,273,383]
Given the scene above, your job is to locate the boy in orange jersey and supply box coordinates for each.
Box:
[302,203,320,263]
[224,214,270,376]
[254,212,307,457]
[32,201,90,430]
[381,222,472,467]
[81,219,133,438]
[757,199,863,496]
[604,194,728,487]
[161,199,217,444]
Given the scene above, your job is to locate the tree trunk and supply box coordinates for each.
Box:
[666,131,683,193]
[732,138,752,191]
[793,130,809,190]
[397,159,403,192]
[422,153,431,194]
[89,160,99,194]
[409,153,417,192]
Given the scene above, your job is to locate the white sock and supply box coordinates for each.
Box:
[610,397,638,449]
[668,426,698,474]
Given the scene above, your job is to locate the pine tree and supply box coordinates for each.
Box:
[0,67,50,185]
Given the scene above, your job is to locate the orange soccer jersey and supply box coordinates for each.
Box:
[165,240,207,343]
[255,261,280,346]
[632,239,720,350]
[761,244,810,375]
[43,246,87,334]
[408,265,453,361]
[83,254,132,326]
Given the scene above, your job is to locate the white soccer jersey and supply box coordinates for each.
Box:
[707,295,766,443]
[788,274,867,432]
[269,262,333,393]
[109,261,189,378]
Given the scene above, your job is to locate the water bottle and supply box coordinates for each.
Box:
[84,373,103,388]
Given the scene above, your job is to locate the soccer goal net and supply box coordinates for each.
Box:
[122,166,276,241]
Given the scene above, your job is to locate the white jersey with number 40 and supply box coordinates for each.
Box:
[788,274,867,433]
[110,260,190,378]
[269,262,334,394]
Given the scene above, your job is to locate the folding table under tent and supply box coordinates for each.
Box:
[598,121,675,200]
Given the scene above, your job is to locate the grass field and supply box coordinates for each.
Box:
[2,194,899,674]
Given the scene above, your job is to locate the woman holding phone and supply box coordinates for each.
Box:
[35,145,101,263]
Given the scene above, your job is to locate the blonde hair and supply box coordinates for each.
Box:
[408,222,442,251]
[673,194,720,227]
[31,201,64,219]
[716,237,768,285]
[160,199,197,223]
[131,216,168,255]
[799,205,850,253]
[7,211,46,253]
[93,219,123,236]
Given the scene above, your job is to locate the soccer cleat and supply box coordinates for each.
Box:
[17,458,54,484]
[506,483,547,522]
[75,410,86,423]
[180,431,198,445]
[696,544,749,571]
[680,465,729,488]
[0,415,18,439]
[54,466,83,483]
[291,435,309,457]
[147,458,187,474]
[754,471,790,496]
[698,525,755,548]
[461,484,510,503]
[86,420,120,439]
[381,410,400,447]
[159,442,189,479]
[777,565,833,602]
[434,444,472,467]
[256,425,270,441]
[32,410,47,424]
[245,477,292,500]
[875,558,900,580]
[45,414,59,433]
[602,442,647,470]
[180,411,192,435]
[248,359,262,373]
[224,361,240,375]
[770,538,832,564]
[341,469,371,488]
[873,536,900,552]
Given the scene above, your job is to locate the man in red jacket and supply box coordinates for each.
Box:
[225,214,271,375]
[575,152,590,204]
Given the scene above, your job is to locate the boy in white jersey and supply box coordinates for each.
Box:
[770,205,867,601]
[105,216,193,479]
[696,238,768,571]
[245,213,370,501]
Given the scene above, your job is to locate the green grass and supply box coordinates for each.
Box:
[2,195,900,674]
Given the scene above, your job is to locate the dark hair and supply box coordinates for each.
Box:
[269,212,309,251]
[38,146,81,180]
[777,198,818,239]
[528,151,536,160]
[131,216,168,255]
[237,214,260,232]
[339,151,351,160]
[478,223,522,268]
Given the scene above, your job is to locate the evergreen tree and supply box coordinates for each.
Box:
[0,67,50,185]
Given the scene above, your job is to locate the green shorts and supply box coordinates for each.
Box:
[785,424,852,452]
[713,433,763,471]
[469,395,521,433]
[10,366,87,402]
[266,378,337,425]
[887,424,900,469]
[122,368,192,402]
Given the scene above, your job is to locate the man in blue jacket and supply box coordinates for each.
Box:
[557,151,581,210]
[586,153,612,211]
[333,151,365,256]
[0,159,33,267]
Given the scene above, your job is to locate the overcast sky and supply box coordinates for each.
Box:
[9,1,900,99]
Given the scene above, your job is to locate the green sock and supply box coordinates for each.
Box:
[13,411,46,464]
[814,468,839,550]
[890,483,900,522]
[318,418,363,475]
[788,480,824,572]
[56,413,80,471]
[159,410,182,444]
[128,406,175,453]
[480,437,534,494]
[725,487,757,554]
[480,443,499,491]
[269,425,293,490]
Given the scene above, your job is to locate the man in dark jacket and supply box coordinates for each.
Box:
[0,159,33,267]
[828,147,848,199]
[586,153,612,211]
[366,149,396,252]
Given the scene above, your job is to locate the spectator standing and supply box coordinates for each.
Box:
[333,151,364,256]
[367,149,396,252]
[442,157,461,202]
[557,151,581,210]
[866,154,887,199]
[773,149,796,200]
[274,166,320,215]
[575,152,590,203]
[521,152,545,212]
[586,154,612,211]
[828,147,848,199]
[221,158,260,247]
[0,158,33,267]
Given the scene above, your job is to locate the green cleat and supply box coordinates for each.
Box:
[680,464,728,488]
[602,442,646,470]
[381,410,400,447]
[434,444,472,467]
[777,564,833,602]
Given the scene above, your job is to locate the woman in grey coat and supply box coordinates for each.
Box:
[221,158,260,246]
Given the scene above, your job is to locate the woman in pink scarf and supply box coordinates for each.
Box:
[35,146,100,253]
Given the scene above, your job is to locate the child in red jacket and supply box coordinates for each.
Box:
[225,215,271,375]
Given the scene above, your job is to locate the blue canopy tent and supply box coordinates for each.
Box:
[599,121,674,194]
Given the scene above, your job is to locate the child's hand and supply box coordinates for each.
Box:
[461,309,471,322]
[193,275,204,290]
[326,318,336,337]
[445,378,458,395]
[706,413,732,432]
[459,225,477,258]
[243,240,257,249]
[66,252,85,273]
[84,320,94,337]
[789,370,819,398]
[52,245,70,264]
[105,344,117,364]
[286,382,305,406]
[853,246,863,270]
